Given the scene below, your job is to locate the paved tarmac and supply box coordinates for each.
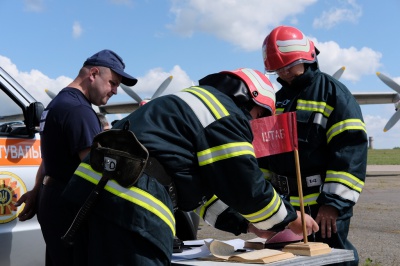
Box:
[197,165,400,266]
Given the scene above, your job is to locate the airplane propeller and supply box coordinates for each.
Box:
[119,84,142,103]
[45,89,57,99]
[376,72,400,132]
[120,75,173,105]
[151,75,173,99]
[377,72,400,94]
[332,66,345,80]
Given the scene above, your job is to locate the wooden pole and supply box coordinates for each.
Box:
[283,148,331,256]
[293,149,308,243]
[282,112,331,256]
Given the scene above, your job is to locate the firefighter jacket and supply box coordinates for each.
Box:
[70,85,297,228]
[124,85,297,233]
[259,66,368,218]
[62,85,298,263]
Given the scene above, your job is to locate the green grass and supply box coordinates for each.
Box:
[368,149,400,165]
[362,258,381,266]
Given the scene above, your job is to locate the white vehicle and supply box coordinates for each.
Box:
[0,67,45,266]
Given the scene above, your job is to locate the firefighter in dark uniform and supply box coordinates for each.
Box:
[260,26,368,266]
[62,68,319,266]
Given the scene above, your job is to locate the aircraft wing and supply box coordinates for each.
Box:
[98,92,399,114]
[98,102,139,114]
[352,92,400,105]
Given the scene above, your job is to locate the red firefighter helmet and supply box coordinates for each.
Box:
[262,26,318,72]
[221,68,276,114]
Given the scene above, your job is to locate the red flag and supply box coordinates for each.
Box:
[250,112,298,158]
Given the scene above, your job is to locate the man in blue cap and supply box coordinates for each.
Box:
[16,49,137,266]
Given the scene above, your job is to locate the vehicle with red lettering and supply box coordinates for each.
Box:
[0,67,45,266]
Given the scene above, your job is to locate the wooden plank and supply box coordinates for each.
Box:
[283,242,332,256]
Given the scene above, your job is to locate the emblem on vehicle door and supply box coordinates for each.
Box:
[0,171,27,223]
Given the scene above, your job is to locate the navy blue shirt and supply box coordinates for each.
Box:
[40,87,101,183]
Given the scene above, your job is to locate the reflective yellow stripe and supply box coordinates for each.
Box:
[197,142,255,166]
[323,170,364,202]
[74,163,176,236]
[242,190,281,223]
[290,193,319,206]
[181,87,255,166]
[325,170,364,193]
[326,119,367,143]
[260,168,272,181]
[194,196,229,227]
[194,195,218,219]
[276,108,284,114]
[183,86,230,119]
[297,99,333,117]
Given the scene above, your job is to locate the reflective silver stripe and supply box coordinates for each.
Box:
[203,199,229,227]
[197,142,255,166]
[39,110,48,132]
[313,113,327,129]
[242,190,286,229]
[323,170,364,203]
[186,86,230,119]
[251,202,288,230]
[290,193,319,206]
[326,119,367,143]
[241,69,275,101]
[297,100,333,117]
[75,163,176,235]
[325,170,364,193]
[323,183,360,202]
[174,86,229,128]
[194,195,218,219]
[174,90,216,128]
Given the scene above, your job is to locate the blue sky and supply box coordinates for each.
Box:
[1,0,400,149]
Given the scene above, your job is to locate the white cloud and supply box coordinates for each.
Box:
[72,21,83,39]
[364,113,400,149]
[123,65,193,100]
[167,0,382,82]
[313,0,362,29]
[24,0,44,12]
[312,39,382,82]
[167,0,317,51]
[0,55,72,107]
[0,55,193,108]
[106,65,194,123]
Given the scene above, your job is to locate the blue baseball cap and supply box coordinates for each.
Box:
[83,49,137,86]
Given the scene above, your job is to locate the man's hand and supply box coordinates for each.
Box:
[287,211,319,236]
[247,223,278,239]
[315,205,338,238]
[15,189,39,221]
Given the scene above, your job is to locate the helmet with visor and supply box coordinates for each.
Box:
[262,26,318,74]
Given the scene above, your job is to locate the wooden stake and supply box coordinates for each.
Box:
[282,149,331,256]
